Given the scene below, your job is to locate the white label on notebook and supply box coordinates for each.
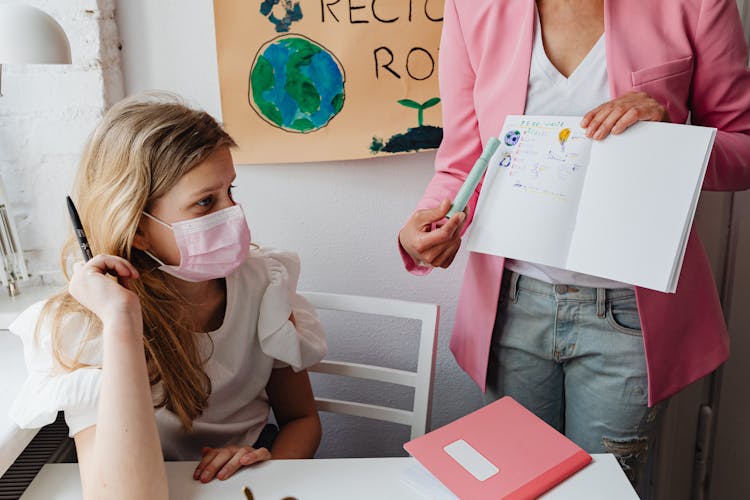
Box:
[443,439,499,481]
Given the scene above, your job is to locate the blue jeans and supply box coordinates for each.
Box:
[484,271,665,488]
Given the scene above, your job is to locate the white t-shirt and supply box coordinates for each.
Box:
[505,8,632,289]
[8,248,327,460]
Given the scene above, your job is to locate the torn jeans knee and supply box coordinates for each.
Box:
[601,404,663,486]
[602,436,650,485]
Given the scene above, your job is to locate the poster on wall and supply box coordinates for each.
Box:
[213,0,444,164]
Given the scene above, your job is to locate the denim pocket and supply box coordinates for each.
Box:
[606,298,643,336]
[499,271,513,305]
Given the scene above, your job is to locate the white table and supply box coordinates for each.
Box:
[20,455,638,499]
[0,285,61,476]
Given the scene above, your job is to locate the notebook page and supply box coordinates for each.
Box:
[466,116,592,268]
[566,121,715,292]
[667,135,714,291]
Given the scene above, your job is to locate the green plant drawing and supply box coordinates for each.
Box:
[370,96,443,154]
[398,97,441,127]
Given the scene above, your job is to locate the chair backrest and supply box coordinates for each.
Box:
[300,291,439,440]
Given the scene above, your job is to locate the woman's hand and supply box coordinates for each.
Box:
[398,199,467,269]
[581,91,671,140]
[68,254,141,323]
[194,445,271,482]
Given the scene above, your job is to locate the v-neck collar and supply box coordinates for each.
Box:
[533,6,606,85]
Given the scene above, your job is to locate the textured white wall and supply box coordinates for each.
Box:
[0,0,123,283]
[115,0,482,458]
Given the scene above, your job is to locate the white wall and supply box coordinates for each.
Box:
[115,0,482,458]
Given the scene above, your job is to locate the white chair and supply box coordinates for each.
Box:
[300,292,439,440]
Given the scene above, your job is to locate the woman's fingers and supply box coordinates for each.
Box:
[610,107,641,135]
[414,212,464,254]
[581,102,606,129]
[433,240,462,269]
[400,200,453,265]
[428,210,464,239]
[584,105,613,139]
[401,200,468,268]
[581,102,608,133]
[412,214,465,267]
[593,104,630,139]
[582,91,669,140]
[413,199,452,229]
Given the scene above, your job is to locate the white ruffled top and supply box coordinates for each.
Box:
[8,248,327,460]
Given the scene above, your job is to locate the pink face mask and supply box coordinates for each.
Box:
[142,204,251,282]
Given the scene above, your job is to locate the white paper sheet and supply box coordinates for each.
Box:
[466,115,715,292]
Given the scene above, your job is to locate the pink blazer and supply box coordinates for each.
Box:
[401,0,750,406]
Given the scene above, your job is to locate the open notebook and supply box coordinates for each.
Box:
[403,397,592,499]
[465,115,716,292]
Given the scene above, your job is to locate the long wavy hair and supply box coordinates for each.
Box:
[39,93,237,429]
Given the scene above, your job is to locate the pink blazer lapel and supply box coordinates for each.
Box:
[603,0,632,99]
[470,0,535,143]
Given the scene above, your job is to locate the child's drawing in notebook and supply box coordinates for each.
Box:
[496,118,592,202]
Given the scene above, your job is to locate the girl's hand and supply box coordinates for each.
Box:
[398,199,467,269]
[194,445,271,482]
[581,91,671,140]
[68,254,141,323]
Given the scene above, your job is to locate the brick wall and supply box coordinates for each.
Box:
[0,0,123,286]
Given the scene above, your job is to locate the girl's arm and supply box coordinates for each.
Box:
[266,366,321,459]
[194,366,320,482]
[69,255,167,500]
[193,303,326,482]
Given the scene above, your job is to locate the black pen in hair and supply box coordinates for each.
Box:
[66,196,93,262]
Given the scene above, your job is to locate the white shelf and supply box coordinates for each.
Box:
[0,285,62,329]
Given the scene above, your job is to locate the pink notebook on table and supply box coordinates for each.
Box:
[404,397,592,499]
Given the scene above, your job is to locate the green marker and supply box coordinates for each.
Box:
[446,136,502,218]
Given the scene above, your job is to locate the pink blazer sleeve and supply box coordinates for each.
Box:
[692,0,750,191]
[398,0,483,274]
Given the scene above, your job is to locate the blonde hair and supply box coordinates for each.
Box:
[41,92,237,429]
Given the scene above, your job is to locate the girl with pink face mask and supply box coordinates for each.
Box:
[8,93,327,500]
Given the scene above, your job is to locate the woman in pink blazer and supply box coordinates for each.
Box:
[399,0,750,487]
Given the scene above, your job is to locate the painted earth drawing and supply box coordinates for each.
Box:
[249,35,346,133]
